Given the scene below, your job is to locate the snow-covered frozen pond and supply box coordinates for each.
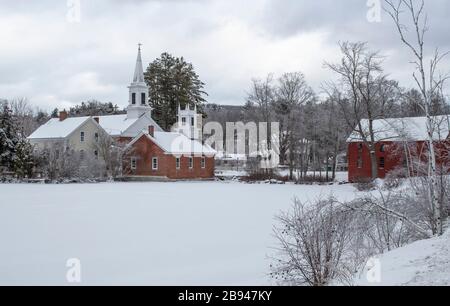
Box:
[0,181,357,285]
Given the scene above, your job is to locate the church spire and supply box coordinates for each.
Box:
[133,43,145,83]
[127,44,151,119]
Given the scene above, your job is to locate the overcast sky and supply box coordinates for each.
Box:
[0,0,449,111]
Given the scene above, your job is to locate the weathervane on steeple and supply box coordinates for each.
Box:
[138,43,142,51]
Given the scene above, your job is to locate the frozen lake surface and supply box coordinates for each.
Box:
[0,181,357,285]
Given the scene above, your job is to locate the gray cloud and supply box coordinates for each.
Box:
[0,0,449,111]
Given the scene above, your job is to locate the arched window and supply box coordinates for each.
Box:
[380,144,385,152]
[132,93,136,105]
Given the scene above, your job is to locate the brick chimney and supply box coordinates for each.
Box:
[59,110,68,122]
[148,125,155,137]
[93,117,99,124]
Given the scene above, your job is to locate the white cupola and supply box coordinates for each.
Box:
[175,104,202,140]
[127,44,152,119]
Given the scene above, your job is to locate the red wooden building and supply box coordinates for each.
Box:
[347,116,450,182]
[123,126,216,180]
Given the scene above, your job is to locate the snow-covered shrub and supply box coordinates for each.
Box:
[383,168,407,190]
[354,177,376,191]
[271,197,354,286]
[349,189,430,255]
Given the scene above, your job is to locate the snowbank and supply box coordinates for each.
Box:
[353,229,450,286]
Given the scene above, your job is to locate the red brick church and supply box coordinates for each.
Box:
[122,108,216,180]
[347,117,450,182]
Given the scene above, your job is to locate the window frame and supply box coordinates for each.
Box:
[176,157,181,170]
[152,157,158,170]
[132,93,136,105]
[189,157,193,169]
[201,156,206,169]
[80,131,85,142]
[131,157,137,170]
[357,143,363,169]
[379,157,385,169]
[141,92,146,105]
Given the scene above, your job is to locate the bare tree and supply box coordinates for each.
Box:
[384,0,449,235]
[325,42,397,180]
[91,130,125,179]
[246,74,275,124]
[273,72,315,180]
[9,97,37,137]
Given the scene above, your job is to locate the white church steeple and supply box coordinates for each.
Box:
[127,44,152,119]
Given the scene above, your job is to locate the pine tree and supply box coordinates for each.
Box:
[144,52,207,130]
[0,102,35,177]
[0,103,18,171]
[13,137,34,178]
[51,108,59,118]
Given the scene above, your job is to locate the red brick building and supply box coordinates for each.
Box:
[123,126,216,180]
[347,116,450,182]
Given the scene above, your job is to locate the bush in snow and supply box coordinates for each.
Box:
[271,180,447,286]
[271,197,354,286]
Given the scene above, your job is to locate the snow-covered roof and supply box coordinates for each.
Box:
[128,131,216,156]
[215,152,248,161]
[347,116,450,143]
[28,117,93,139]
[28,115,142,139]
[95,115,139,137]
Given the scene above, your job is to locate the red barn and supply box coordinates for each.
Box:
[123,126,216,180]
[347,116,450,182]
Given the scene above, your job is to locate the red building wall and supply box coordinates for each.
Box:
[348,141,406,182]
[123,135,215,180]
[348,140,450,182]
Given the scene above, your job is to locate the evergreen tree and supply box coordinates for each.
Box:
[51,108,59,118]
[13,138,34,178]
[144,52,207,130]
[0,102,35,177]
[0,103,18,171]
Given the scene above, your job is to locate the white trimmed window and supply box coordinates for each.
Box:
[94,150,98,159]
[176,157,181,170]
[189,157,193,169]
[80,131,85,142]
[201,157,206,169]
[131,157,137,170]
[182,117,187,126]
[152,157,158,170]
[95,132,99,142]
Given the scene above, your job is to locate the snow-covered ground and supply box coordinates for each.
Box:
[0,181,357,286]
[354,228,450,286]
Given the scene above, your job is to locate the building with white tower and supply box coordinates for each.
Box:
[28,45,215,180]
